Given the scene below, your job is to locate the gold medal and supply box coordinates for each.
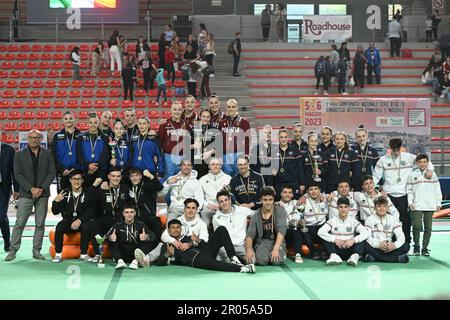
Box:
[279,168,285,173]
[138,156,142,161]
[91,153,95,159]
[362,167,366,172]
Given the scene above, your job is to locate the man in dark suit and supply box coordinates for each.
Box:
[5,130,56,261]
[0,130,19,252]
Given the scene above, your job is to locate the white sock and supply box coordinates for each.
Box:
[55,253,62,258]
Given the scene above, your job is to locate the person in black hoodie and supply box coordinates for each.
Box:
[88,167,130,263]
[107,202,157,269]
[51,170,95,263]
[128,168,163,240]
[153,199,255,273]
[122,61,136,101]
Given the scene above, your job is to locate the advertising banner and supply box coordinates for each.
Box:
[302,15,352,41]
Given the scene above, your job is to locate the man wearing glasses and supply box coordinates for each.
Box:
[6,130,56,261]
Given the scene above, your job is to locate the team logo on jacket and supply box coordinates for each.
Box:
[414,177,417,181]
[368,151,372,155]
[344,154,348,159]
[400,161,406,165]
[346,226,352,232]
[388,163,391,167]
[288,151,293,156]
[57,134,65,138]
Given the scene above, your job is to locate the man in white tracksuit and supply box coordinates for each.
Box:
[372,138,434,246]
[318,197,369,266]
[327,180,359,219]
[162,159,205,223]
[353,175,400,222]
[363,197,409,263]
[213,190,254,262]
[199,158,232,229]
[406,154,442,256]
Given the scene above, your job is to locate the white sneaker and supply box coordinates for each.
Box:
[314,91,319,95]
[342,92,349,95]
[347,253,359,266]
[89,254,101,263]
[295,253,304,264]
[79,254,88,261]
[134,248,150,268]
[231,256,244,266]
[240,263,256,273]
[116,259,126,269]
[323,91,329,95]
[326,253,343,265]
[128,259,139,270]
[52,254,62,263]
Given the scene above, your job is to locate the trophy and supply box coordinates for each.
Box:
[296,204,308,233]
[109,139,117,161]
[193,122,203,163]
[95,234,106,268]
[311,150,321,182]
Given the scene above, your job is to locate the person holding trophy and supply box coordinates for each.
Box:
[109,119,131,173]
[301,132,327,191]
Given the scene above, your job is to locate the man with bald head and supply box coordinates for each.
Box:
[6,130,56,261]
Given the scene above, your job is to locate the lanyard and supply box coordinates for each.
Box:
[391,153,402,182]
[177,176,189,199]
[89,134,98,158]
[307,197,321,220]
[335,147,345,174]
[239,175,251,200]
[66,130,75,155]
[109,187,120,210]
[137,134,147,160]
[115,138,126,160]
[359,144,369,171]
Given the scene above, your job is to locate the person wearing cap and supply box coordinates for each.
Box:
[51,170,96,263]
[6,130,56,262]
[51,111,81,192]
[318,197,368,266]
[76,113,111,188]
[290,122,308,152]
[351,125,379,186]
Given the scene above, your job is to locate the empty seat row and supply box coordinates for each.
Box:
[0,69,183,79]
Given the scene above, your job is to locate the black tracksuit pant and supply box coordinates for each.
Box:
[364,242,410,263]
[90,216,114,254]
[302,224,325,255]
[192,226,241,272]
[388,195,411,244]
[0,190,11,248]
[110,241,154,263]
[137,215,162,244]
[54,219,90,254]
[324,241,365,260]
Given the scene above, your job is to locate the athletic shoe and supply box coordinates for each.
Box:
[231,256,244,266]
[295,253,304,264]
[413,245,420,256]
[135,248,150,268]
[342,92,349,95]
[314,92,319,95]
[326,253,342,265]
[240,263,256,273]
[347,253,359,266]
[364,253,376,262]
[89,254,101,263]
[52,255,62,263]
[421,248,430,256]
[79,254,88,261]
[5,251,16,261]
[398,254,409,263]
[33,252,46,260]
[128,259,139,270]
[115,259,126,269]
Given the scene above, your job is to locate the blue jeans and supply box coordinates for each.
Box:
[157,84,167,102]
[222,152,242,177]
[164,153,183,180]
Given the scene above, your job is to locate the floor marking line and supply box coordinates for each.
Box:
[280,263,320,300]
[427,257,450,269]
[103,268,123,300]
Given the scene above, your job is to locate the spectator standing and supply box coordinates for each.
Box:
[165,46,176,84]
[205,33,216,75]
[388,18,402,58]
[187,34,199,56]
[198,23,209,57]
[275,4,286,42]
[118,35,127,70]
[155,68,167,104]
[158,33,166,70]
[261,4,273,42]
[164,24,176,46]
[330,44,340,79]
[91,42,103,76]
[339,42,350,63]
[353,45,367,92]
[70,46,81,80]
[187,62,203,98]
[101,40,110,70]
[431,10,441,41]
[135,36,150,65]
[425,16,433,42]
[122,61,136,101]
[141,52,157,92]
[232,32,242,77]
[108,30,122,73]
[438,30,450,60]
[314,56,329,95]
[365,42,381,84]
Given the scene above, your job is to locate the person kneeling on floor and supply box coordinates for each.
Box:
[154,215,255,273]
[318,197,369,266]
[363,196,409,263]
[107,202,158,270]
[52,170,95,263]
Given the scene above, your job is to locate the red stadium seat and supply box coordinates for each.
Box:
[47,70,59,78]
[109,89,121,97]
[94,100,106,108]
[0,80,4,88]
[4,123,18,132]
[12,100,24,109]
[150,122,159,131]
[26,62,37,69]
[53,53,65,60]
[76,123,88,131]
[111,71,121,78]
[134,99,146,108]
[15,90,27,98]
[53,100,66,108]
[13,62,25,70]
[16,53,27,60]
[136,110,145,118]
[4,53,15,60]
[107,100,119,108]
[39,100,51,109]
[110,79,121,87]
[148,100,158,108]
[98,80,108,87]
[67,44,76,52]
[2,90,14,98]
[45,80,56,88]
[55,44,66,52]
[38,62,50,69]
[8,111,21,120]
[137,80,144,88]
[80,62,88,69]
[19,44,31,52]
[63,62,72,70]
[7,45,18,52]
[51,61,63,69]
[0,101,9,109]
[166,89,174,97]
[84,79,95,87]
[69,90,81,98]
[78,111,89,119]
[0,71,7,78]
[161,100,172,108]
[150,44,158,51]
[82,90,94,98]
[58,80,70,88]
[29,53,40,60]
[43,44,54,52]
[148,110,159,118]
[32,80,44,88]
[174,80,184,88]
[19,80,31,88]
[26,100,38,109]
[61,70,72,78]
[19,122,32,131]
[66,100,78,108]
[135,89,147,98]
[50,111,63,119]
[98,70,110,78]
[22,70,34,78]
[0,112,6,120]
[0,45,6,52]
[29,90,41,98]
[95,89,108,98]
[23,111,35,119]
[42,90,55,98]
[127,44,136,52]
[41,53,52,60]
[48,122,62,131]
[121,100,133,108]
[161,110,171,118]
[80,44,90,52]
[56,90,68,98]
[34,122,46,131]
[9,70,21,78]
[80,100,92,108]
[6,80,18,88]
[1,62,12,69]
